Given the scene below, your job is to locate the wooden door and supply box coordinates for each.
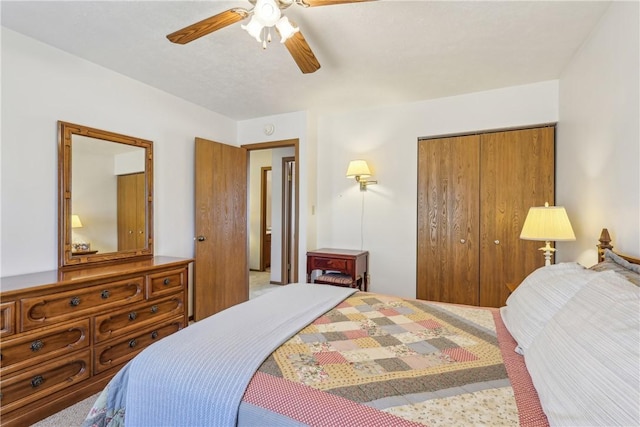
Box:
[117,173,145,251]
[417,135,480,305]
[479,127,555,307]
[194,138,248,321]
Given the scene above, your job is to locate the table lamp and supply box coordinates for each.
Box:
[520,202,575,266]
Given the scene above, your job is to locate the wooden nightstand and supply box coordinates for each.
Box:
[306,248,369,291]
[506,282,519,293]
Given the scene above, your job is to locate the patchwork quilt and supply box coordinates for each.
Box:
[242,292,549,426]
[83,289,549,427]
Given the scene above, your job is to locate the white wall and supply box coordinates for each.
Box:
[1,28,237,277]
[72,149,118,253]
[315,81,559,298]
[557,1,640,266]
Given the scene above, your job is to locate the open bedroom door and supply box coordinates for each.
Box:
[194,137,248,321]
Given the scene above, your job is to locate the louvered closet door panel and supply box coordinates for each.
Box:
[417,135,480,305]
[479,127,555,307]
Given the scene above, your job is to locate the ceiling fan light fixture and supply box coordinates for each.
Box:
[276,16,299,43]
[254,0,281,27]
[241,15,264,42]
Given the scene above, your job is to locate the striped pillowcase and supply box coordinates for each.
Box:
[500,263,597,354]
[525,270,640,426]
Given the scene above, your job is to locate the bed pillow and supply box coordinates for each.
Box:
[524,270,640,426]
[589,249,640,285]
[500,262,597,354]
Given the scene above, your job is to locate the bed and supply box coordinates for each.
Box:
[82,231,640,427]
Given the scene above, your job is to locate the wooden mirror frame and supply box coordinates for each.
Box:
[58,121,154,269]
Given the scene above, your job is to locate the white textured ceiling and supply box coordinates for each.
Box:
[2,0,611,120]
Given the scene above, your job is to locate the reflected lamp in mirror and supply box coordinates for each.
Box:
[520,202,576,266]
[346,160,378,191]
[71,214,83,228]
[71,214,91,252]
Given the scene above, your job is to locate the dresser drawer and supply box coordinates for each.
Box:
[1,301,15,338]
[94,295,185,343]
[94,316,185,374]
[20,277,145,332]
[148,268,186,298]
[309,257,349,272]
[0,349,91,415]
[0,319,90,375]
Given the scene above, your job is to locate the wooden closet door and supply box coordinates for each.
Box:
[417,135,480,305]
[479,127,555,307]
[117,173,145,251]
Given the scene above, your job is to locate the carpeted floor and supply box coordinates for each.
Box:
[29,270,281,426]
[31,392,100,427]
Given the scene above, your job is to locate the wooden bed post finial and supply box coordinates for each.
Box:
[597,228,613,263]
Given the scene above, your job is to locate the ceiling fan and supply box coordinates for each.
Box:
[167,0,374,74]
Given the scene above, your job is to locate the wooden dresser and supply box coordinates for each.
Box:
[0,256,192,426]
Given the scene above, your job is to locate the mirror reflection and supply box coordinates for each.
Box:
[71,136,146,254]
[59,121,153,269]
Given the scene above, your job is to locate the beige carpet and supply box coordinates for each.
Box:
[31,392,100,427]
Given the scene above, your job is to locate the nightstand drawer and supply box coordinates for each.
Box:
[0,319,90,375]
[20,277,144,332]
[0,349,91,414]
[310,257,349,271]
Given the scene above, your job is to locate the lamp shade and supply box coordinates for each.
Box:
[241,15,264,42]
[520,203,575,241]
[276,16,299,43]
[71,214,83,228]
[346,160,371,178]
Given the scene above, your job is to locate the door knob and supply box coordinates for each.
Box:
[197,236,206,242]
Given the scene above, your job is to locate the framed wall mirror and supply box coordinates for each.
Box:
[58,121,153,269]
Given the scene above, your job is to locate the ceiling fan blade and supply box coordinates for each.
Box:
[167,9,249,44]
[284,31,321,74]
[299,0,375,6]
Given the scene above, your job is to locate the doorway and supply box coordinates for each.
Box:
[243,139,299,285]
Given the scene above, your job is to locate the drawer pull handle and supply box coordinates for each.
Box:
[150,305,158,314]
[151,331,159,339]
[128,311,137,321]
[163,278,171,286]
[69,297,81,307]
[30,340,44,352]
[460,239,466,244]
[31,375,44,388]
[128,339,137,348]
[494,240,500,245]
[101,290,111,299]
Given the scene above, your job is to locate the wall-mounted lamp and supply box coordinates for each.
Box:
[520,202,576,266]
[346,160,378,191]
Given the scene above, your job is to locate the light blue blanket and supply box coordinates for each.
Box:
[122,283,356,427]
